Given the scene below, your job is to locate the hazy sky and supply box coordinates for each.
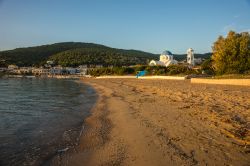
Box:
[0,0,250,53]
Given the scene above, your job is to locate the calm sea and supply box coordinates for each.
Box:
[0,78,97,166]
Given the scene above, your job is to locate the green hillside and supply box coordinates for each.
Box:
[0,42,211,67]
[49,47,158,67]
[0,42,109,66]
[0,42,157,67]
[174,53,212,61]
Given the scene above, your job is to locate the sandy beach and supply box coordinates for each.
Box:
[51,78,250,166]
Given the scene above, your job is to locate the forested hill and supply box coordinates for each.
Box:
[48,47,159,67]
[0,42,211,67]
[0,42,157,67]
[174,53,212,61]
[49,49,212,67]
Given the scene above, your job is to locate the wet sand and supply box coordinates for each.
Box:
[51,78,250,166]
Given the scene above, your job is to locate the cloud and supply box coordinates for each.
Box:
[221,23,236,34]
[240,29,250,33]
[233,15,240,19]
[221,24,250,35]
[220,22,250,36]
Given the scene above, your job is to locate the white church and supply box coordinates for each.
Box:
[149,48,196,67]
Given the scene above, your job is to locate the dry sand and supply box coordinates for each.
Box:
[51,78,250,166]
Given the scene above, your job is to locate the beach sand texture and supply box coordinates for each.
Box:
[51,78,250,166]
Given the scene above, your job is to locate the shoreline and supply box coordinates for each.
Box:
[49,79,113,165]
[2,74,250,86]
[0,78,98,166]
[42,79,99,166]
[50,78,250,166]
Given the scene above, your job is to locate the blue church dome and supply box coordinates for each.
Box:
[162,50,173,55]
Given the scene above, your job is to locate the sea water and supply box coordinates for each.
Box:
[0,78,97,165]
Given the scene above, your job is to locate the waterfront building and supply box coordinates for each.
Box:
[0,67,7,72]
[18,67,32,74]
[8,65,19,70]
[65,67,77,75]
[32,68,50,76]
[95,65,103,68]
[77,65,88,76]
[50,66,64,75]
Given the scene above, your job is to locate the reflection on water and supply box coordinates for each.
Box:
[0,78,97,165]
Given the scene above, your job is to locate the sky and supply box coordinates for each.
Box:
[0,0,250,54]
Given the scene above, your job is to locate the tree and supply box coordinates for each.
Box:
[212,31,250,74]
[201,58,214,75]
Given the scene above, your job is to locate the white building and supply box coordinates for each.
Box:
[0,67,7,72]
[65,67,77,75]
[46,61,54,65]
[50,66,64,75]
[77,65,88,76]
[8,65,18,70]
[149,50,178,67]
[32,68,50,75]
[187,48,195,66]
[95,65,103,68]
[17,67,32,74]
[194,58,203,65]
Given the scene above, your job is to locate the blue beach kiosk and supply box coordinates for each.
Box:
[136,70,147,78]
